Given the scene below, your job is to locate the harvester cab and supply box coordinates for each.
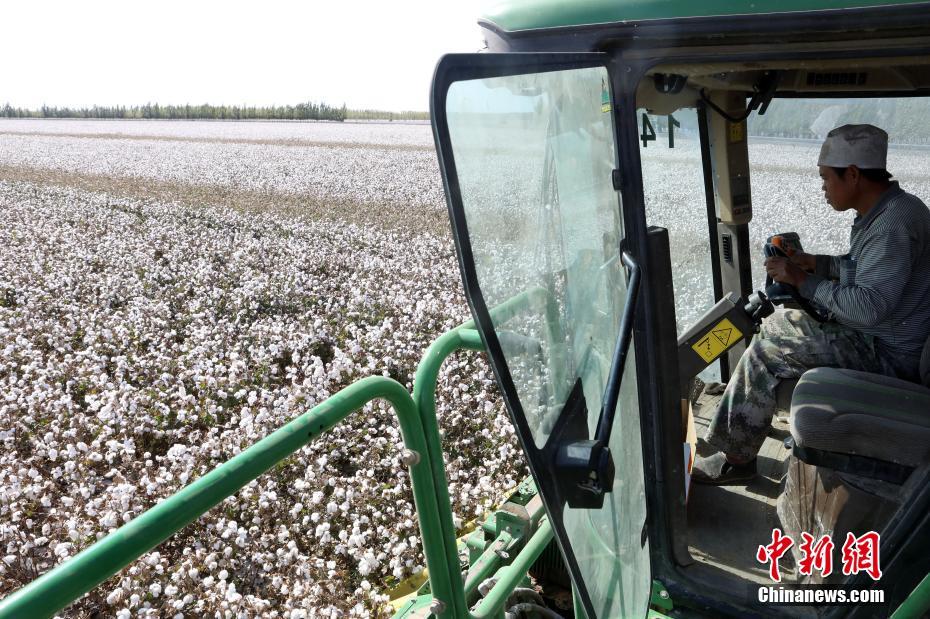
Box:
[429,2,930,618]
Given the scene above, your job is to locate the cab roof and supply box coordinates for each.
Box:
[481,0,930,33]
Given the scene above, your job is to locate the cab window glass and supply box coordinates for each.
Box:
[747,98,930,285]
[445,66,651,618]
[638,108,721,381]
[447,68,625,449]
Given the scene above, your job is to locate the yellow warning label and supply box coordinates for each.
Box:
[728,121,746,143]
[691,318,743,364]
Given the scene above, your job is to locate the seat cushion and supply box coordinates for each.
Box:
[790,367,930,467]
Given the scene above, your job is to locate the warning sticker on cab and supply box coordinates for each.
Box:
[729,120,746,143]
[691,318,743,363]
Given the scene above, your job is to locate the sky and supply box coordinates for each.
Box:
[0,1,489,112]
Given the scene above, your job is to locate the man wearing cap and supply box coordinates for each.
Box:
[693,124,930,484]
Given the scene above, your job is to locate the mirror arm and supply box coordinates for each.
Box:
[555,251,640,509]
[594,251,641,445]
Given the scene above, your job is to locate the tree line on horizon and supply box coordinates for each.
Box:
[10,98,925,138]
[345,108,429,121]
[0,102,429,122]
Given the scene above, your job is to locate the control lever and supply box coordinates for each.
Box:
[744,289,775,324]
[762,238,829,323]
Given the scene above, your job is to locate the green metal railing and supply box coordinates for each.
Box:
[0,375,454,618]
[470,518,553,619]
[412,324,484,616]
[891,572,930,619]
[0,289,550,619]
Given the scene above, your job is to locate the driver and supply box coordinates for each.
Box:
[693,124,930,485]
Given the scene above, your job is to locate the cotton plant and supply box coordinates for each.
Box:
[0,156,524,616]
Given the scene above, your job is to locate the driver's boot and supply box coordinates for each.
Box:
[691,452,758,485]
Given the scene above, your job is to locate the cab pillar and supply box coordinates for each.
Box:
[703,91,754,375]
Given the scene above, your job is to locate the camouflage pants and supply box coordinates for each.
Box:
[704,309,894,461]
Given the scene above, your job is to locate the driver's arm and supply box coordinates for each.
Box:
[787,250,841,278]
[799,224,913,327]
[813,254,844,279]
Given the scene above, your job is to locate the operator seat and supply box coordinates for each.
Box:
[776,336,930,584]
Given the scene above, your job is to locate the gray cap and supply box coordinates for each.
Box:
[818,124,888,169]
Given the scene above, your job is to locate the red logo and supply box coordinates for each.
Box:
[758,530,882,582]
[841,531,882,581]
[756,528,794,582]
[798,532,834,578]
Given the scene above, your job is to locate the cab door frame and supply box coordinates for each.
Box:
[432,52,657,618]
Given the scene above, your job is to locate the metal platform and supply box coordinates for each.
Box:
[686,385,797,585]
[679,383,819,617]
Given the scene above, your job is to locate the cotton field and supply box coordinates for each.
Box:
[0,129,442,211]
[0,119,434,147]
[1,119,929,617]
[0,120,523,618]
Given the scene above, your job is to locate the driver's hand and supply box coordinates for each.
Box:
[785,248,816,272]
[765,256,808,288]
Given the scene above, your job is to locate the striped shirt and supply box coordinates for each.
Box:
[800,182,930,380]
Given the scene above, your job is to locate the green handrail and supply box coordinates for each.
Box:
[413,325,483,617]
[410,287,555,616]
[0,376,451,619]
[470,518,553,619]
[891,572,930,619]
